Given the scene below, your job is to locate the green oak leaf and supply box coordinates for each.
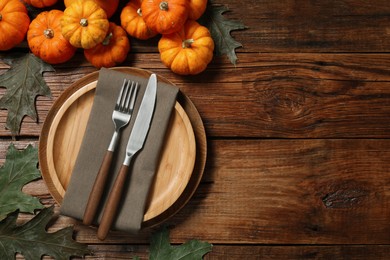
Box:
[150,226,212,260]
[199,1,247,65]
[0,206,91,260]
[0,143,43,221]
[0,53,53,135]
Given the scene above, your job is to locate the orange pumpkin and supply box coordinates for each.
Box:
[23,0,58,8]
[141,0,188,34]
[84,22,130,68]
[0,0,30,51]
[158,20,214,75]
[61,0,109,49]
[188,0,207,20]
[64,0,119,18]
[120,0,157,40]
[28,10,77,64]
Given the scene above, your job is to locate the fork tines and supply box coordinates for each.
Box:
[116,79,139,113]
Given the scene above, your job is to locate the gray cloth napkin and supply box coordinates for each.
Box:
[60,68,179,233]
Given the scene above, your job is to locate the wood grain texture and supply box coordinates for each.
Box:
[4,139,388,245]
[216,0,390,53]
[1,54,389,138]
[11,0,388,54]
[205,245,390,260]
[13,245,390,260]
[14,244,390,259]
[1,0,389,258]
[166,139,390,245]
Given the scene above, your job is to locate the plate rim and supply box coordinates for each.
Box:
[45,81,96,202]
[39,67,207,228]
[144,101,196,220]
[45,80,196,220]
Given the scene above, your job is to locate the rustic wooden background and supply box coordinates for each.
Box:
[1,0,389,259]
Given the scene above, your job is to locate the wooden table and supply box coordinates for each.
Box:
[1,0,390,259]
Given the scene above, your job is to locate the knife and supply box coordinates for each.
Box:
[97,74,157,240]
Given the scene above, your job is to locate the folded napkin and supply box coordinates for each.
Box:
[60,68,179,233]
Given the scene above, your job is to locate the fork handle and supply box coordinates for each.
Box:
[97,164,129,240]
[83,150,114,226]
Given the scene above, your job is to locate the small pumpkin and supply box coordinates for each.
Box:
[61,0,109,49]
[84,22,130,68]
[120,0,157,40]
[0,0,30,51]
[158,20,214,75]
[188,0,207,20]
[28,10,77,64]
[23,0,58,8]
[64,0,119,18]
[141,0,188,35]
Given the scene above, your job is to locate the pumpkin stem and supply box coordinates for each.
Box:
[80,18,88,27]
[137,8,142,17]
[159,1,169,11]
[44,29,54,39]
[182,39,195,49]
[102,32,113,46]
[0,14,2,21]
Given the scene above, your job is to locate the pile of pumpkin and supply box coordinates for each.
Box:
[0,0,214,75]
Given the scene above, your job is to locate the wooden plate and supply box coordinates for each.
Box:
[39,67,207,227]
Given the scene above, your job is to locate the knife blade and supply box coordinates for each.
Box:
[123,73,157,165]
[97,74,157,240]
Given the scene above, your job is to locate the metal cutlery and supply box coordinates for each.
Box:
[97,74,157,240]
[83,79,139,226]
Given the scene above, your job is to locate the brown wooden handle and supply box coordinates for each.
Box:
[97,164,129,240]
[83,151,114,226]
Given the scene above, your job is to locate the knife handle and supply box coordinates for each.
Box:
[83,150,113,226]
[97,164,129,240]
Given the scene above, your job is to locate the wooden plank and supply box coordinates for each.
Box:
[2,0,390,56]
[187,53,390,137]
[166,139,390,245]
[1,53,389,138]
[203,0,390,53]
[14,245,390,259]
[0,0,388,258]
[205,245,390,260]
[4,139,388,245]
[74,0,390,53]
[192,81,390,138]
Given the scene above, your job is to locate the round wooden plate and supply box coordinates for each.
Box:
[39,67,207,227]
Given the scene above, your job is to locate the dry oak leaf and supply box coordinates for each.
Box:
[0,53,53,135]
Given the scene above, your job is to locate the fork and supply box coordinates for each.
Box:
[83,79,138,226]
